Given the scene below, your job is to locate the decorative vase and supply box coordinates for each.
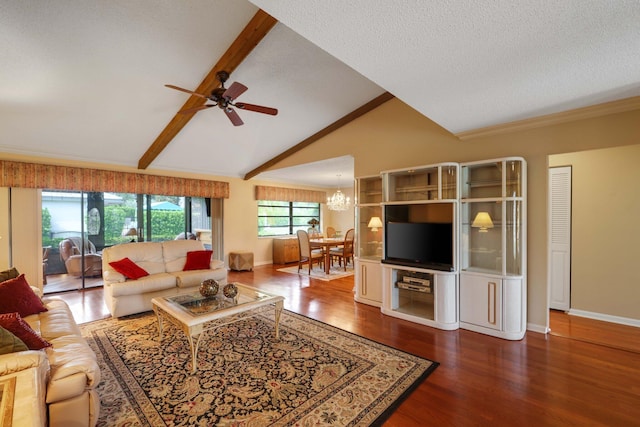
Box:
[199,279,219,298]
[223,283,238,299]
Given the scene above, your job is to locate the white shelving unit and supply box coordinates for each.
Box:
[381,264,458,330]
[459,157,527,340]
[379,163,459,329]
[353,158,527,339]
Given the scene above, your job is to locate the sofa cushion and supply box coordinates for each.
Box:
[0,274,48,317]
[0,312,52,350]
[103,242,166,276]
[0,325,28,354]
[0,267,20,283]
[163,240,207,273]
[46,334,101,403]
[108,273,176,297]
[183,250,213,271]
[109,257,149,280]
[0,350,48,377]
[38,298,82,340]
[172,267,228,288]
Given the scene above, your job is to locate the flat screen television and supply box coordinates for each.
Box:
[383,221,453,271]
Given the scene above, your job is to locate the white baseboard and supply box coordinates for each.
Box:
[527,323,550,334]
[255,260,272,267]
[568,309,640,328]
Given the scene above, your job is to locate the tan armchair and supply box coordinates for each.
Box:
[59,237,102,277]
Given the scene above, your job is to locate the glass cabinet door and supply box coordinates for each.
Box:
[356,205,383,260]
[386,167,439,202]
[441,165,457,200]
[461,201,502,274]
[358,176,383,204]
[505,200,523,275]
[505,160,523,198]
[461,162,502,199]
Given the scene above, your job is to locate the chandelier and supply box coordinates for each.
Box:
[327,174,351,211]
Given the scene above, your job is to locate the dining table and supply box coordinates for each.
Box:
[309,237,345,274]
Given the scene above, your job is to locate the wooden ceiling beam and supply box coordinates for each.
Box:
[243,91,394,180]
[138,10,277,170]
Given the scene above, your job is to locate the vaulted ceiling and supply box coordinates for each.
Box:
[1,1,639,187]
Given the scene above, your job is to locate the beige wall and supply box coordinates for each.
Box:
[223,177,352,266]
[261,98,640,330]
[9,188,43,288]
[1,98,638,330]
[550,145,640,320]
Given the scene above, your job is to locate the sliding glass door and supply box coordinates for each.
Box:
[42,191,217,293]
[42,191,104,292]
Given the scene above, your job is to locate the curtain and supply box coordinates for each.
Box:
[0,160,229,198]
[254,185,326,203]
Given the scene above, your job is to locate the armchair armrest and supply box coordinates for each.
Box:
[0,350,49,376]
[210,259,224,269]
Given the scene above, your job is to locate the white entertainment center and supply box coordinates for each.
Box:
[354,157,527,340]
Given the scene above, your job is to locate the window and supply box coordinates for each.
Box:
[258,201,320,237]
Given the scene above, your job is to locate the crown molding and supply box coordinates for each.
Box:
[455,96,640,141]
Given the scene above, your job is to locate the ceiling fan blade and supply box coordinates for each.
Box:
[178,104,216,114]
[222,81,248,101]
[224,107,244,126]
[235,102,278,116]
[164,84,208,99]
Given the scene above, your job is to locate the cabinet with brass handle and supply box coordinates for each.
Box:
[354,258,382,307]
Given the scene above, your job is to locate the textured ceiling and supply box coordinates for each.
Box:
[1,1,639,188]
[252,0,640,133]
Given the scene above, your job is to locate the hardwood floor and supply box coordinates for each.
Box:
[51,264,640,426]
[43,273,103,294]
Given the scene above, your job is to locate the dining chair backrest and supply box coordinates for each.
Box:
[297,229,311,256]
[326,226,336,238]
[344,228,355,254]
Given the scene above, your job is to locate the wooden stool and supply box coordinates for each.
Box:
[229,251,254,271]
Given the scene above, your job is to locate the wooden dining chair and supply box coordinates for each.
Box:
[329,228,355,270]
[326,226,336,238]
[296,230,324,274]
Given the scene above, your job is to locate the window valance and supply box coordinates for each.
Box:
[255,185,326,203]
[0,160,229,198]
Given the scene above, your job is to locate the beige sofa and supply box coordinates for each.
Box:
[102,239,227,318]
[0,294,101,427]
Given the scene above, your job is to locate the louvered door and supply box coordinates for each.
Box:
[548,166,572,311]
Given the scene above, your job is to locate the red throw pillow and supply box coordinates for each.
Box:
[0,312,52,350]
[183,250,213,271]
[109,257,149,280]
[0,274,48,317]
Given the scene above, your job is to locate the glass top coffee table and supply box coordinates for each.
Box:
[151,283,284,373]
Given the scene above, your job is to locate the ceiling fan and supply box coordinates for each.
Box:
[165,71,278,126]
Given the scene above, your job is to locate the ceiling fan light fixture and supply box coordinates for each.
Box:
[165,70,277,126]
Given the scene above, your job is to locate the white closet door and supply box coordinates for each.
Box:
[548,166,571,311]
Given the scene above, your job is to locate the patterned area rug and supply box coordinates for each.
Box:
[82,310,438,426]
[277,264,354,281]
